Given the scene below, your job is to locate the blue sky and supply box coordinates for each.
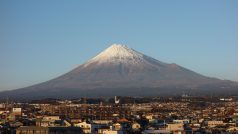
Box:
[0,0,238,91]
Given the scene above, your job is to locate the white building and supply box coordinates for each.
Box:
[166,123,184,131]
[132,122,141,130]
[74,121,91,134]
[205,121,224,127]
[113,123,121,131]
[12,108,22,116]
[173,119,189,124]
[43,116,60,121]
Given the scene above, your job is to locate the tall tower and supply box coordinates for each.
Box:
[114,96,120,104]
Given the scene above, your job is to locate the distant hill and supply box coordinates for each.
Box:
[1,44,237,100]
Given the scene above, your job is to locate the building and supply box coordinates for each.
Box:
[97,126,111,134]
[113,123,121,131]
[166,123,184,131]
[132,122,141,130]
[205,121,224,127]
[16,126,83,134]
[12,108,22,116]
[144,130,170,134]
[103,130,123,134]
[16,126,48,134]
[74,121,91,133]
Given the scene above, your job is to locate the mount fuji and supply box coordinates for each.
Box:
[1,44,237,99]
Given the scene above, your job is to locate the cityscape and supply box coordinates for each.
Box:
[1,0,238,134]
[1,96,238,134]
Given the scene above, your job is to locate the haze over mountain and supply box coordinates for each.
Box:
[1,44,237,100]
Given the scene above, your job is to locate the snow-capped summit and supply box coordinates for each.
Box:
[85,44,144,66]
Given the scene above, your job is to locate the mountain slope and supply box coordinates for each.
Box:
[40,44,220,88]
[1,44,237,99]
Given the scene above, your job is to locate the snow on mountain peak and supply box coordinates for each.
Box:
[102,44,142,57]
[84,44,145,66]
